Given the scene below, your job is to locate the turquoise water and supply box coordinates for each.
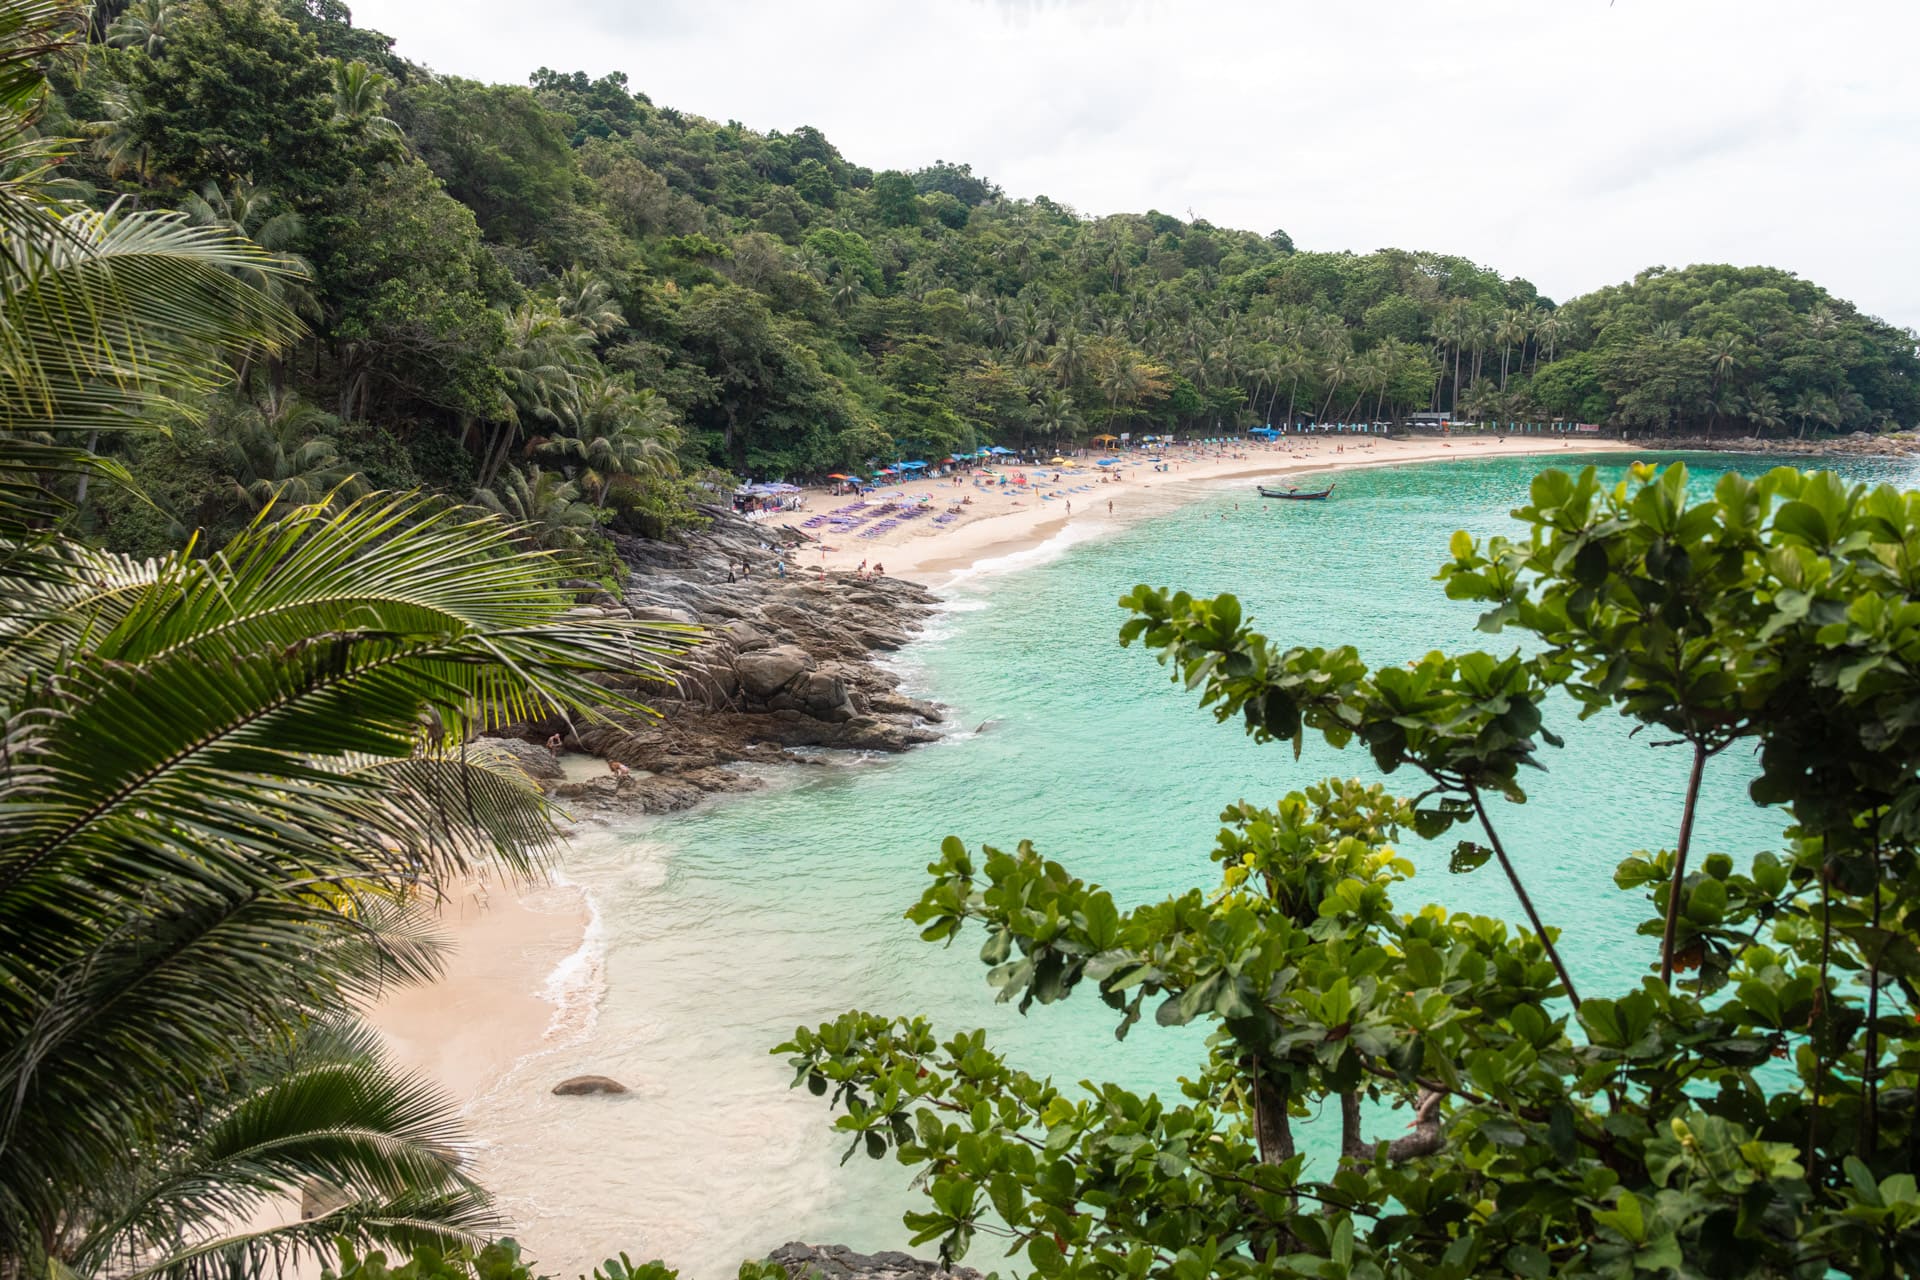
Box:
[470,452,1920,1276]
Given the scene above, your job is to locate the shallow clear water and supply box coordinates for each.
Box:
[467,451,1920,1277]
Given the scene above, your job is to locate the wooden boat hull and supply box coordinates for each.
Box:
[1258,484,1334,501]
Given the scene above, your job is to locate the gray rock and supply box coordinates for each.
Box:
[629,605,700,627]
[481,737,565,784]
[736,644,815,699]
[551,1075,628,1096]
[766,1243,979,1280]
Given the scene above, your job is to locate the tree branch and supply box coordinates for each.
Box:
[1341,1089,1444,1165]
[1658,741,1710,986]
[1467,785,1582,1008]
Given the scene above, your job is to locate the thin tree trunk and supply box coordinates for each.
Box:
[73,429,101,505]
[1284,379,1297,430]
[1658,743,1710,986]
[1452,345,1462,414]
[1468,786,1581,1008]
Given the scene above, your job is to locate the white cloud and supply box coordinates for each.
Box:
[348,0,1920,328]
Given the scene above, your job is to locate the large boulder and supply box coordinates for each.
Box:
[765,1244,979,1280]
[482,737,565,784]
[736,644,815,699]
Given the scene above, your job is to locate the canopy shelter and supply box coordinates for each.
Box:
[827,473,854,480]
[1090,434,1119,444]
[1248,426,1279,438]
[899,460,929,470]
[987,446,1016,455]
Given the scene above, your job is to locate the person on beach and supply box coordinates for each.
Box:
[1108,499,1113,515]
[608,759,632,782]
[873,562,886,577]
[546,733,563,755]
[1066,500,1072,515]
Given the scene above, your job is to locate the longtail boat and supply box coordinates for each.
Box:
[1257,483,1335,501]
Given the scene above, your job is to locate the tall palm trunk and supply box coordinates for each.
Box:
[1451,344,1463,414]
[1284,379,1298,430]
[73,429,100,505]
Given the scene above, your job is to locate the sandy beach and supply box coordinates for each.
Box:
[758,434,1621,587]
[365,432,1625,1219]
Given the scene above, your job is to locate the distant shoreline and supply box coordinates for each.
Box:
[766,434,1623,588]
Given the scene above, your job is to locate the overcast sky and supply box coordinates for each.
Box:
[347,0,1920,331]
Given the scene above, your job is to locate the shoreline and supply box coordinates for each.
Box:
[364,434,1628,1230]
[765,434,1622,588]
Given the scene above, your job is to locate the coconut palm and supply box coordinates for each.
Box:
[537,374,677,507]
[330,58,401,140]
[1046,326,1085,388]
[206,389,359,512]
[478,303,594,491]
[103,0,172,54]
[475,463,599,549]
[0,493,689,1279]
[829,262,865,315]
[1496,307,1528,391]
[182,177,319,338]
[550,265,625,339]
[3,3,304,525]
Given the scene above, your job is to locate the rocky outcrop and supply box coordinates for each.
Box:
[551,1075,629,1096]
[491,508,944,819]
[765,1244,980,1280]
[481,737,566,784]
[1641,430,1920,459]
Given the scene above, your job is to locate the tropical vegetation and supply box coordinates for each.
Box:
[28,0,1920,570]
[785,461,1920,1277]
[0,5,687,1276]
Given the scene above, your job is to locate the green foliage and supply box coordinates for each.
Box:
[42,0,1919,540]
[782,462,1920,1278]
[325,1238,681,1280]
[122,0,350,197]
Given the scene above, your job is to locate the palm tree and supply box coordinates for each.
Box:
[1534,312,1567,367]
[330,59,401,139]
[537,375,677,508]
[206,389,359,512]
[103,0,172,54]
[1047,327,1085,388]
[0,495,689,1279]
[1316,348,1352,424]
[3,29,304,522]
[829,263,866,315]
[1274,346,1313,430]
[478,303,594,490]
[550,265,625,338]
[475,464,600,549]
[1496,307,1527,392]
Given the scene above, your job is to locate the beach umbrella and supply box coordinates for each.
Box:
[827,473,853,480]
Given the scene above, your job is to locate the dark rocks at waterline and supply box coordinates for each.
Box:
[765,1244,981,1280]
[491,509,945,818]
[551,1075,629,1096]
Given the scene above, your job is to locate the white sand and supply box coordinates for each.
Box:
[760,434,1620,587]
[369,432,1624,1146]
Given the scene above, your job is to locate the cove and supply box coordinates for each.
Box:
[460,452,1920,1277]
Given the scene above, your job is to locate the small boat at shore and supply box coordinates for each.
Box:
[1258,483,1335,501]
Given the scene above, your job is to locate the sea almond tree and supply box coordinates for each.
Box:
[781,462,1920,1279]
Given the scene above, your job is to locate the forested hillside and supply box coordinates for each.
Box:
[51,0,1920,559]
